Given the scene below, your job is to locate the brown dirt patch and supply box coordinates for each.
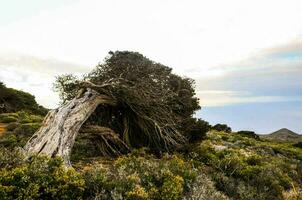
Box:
[0,123,6,137]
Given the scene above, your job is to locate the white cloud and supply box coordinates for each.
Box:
[0,52,90,108]
[197,90,302,107]
[0,0,302,108]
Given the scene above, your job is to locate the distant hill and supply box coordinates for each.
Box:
[261,128,302,142]
[0,82,48,115]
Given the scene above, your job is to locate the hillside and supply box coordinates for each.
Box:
[0,112,302,199]
[0,82,47,115]
[261,128,302,142]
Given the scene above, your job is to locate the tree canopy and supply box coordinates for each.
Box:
[54,51,201,153]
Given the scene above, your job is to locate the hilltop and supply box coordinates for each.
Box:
[0,82,47,115]
[261,128,302,143]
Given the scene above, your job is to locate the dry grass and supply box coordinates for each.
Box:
[0,123,6,137]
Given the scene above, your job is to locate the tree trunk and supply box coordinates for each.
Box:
[24,89,114,166]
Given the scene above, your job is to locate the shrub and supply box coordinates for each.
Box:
[13,123,40,136]
[0,148,24,169]
[182,118,211,142]
[0,115,18,123]
[82,151,198,199]
[0,152,85,200]
[184,173,229,200]
[5,122,20,131]
[212,124,232,133]
[161,171,184,200]
[293,141,302,149]
[237,130,260,140]
[125,185,149,200]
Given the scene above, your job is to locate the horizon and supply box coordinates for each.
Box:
[0,0,302,134]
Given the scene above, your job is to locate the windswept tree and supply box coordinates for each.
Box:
[24,51,200,166]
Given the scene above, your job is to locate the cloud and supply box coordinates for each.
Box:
[197,90,302,107]
[0,52,90,108]
[195,37,302,106]
[0,51,89,75]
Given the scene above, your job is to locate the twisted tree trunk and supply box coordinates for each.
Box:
[24,88,114,166]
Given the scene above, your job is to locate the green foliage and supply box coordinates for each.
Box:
[2,130,301,200]
[188,131,302,200]
[0,82,48,115]
[212,124,232,133]
[0,150,85,200]
[293,141,302,149]
[161,171,184,200]
[0,148,228,199]
[82,150,199,199]
[237,130,260,140]
[0,112,43,149]
[0,115,18,123]
[182,118,210,142]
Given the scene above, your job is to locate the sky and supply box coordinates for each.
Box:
[0,0,302,134]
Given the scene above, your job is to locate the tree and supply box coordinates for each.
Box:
[212,123,232,133]
[24,51,200,166]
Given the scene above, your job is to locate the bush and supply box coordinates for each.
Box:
[187,133,302,200]
[293,141,302,149]
[212,124,232,133]
[0,115,18,123]
[13,123,40,136]
[237,130,260,140]
[82,150,198,199]
[5,122,20,131]
[0,113,43,149]
[184,173,229,200]
[161,171,184,200]
[182,118,211,142]
[0,150,85,200]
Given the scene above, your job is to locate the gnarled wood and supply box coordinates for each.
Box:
[24,89,115,166]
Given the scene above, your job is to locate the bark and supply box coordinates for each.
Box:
[24,88,115,166]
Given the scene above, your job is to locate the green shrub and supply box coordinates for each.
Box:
[293,141,302,149]
[13,123,40,136]
[125,185,149,200]
[0,148,24,169]
[0,116,18,123]
[182,118,211,142]
[0,152,85,200]
[237,130,260,140]
[6,122,20,131]
[82,151,198,199]
[161,171,184,200]
[212,124,232,133]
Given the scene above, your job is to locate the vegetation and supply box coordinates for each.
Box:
[237,130,260,139]
[0,148,228,200]
[211,124,232,133]
[0,82,47,115]
[186,131,302,200]
[0,112,43,149]
[1,113,302,199]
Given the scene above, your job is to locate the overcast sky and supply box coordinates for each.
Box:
[0,0,302,134]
